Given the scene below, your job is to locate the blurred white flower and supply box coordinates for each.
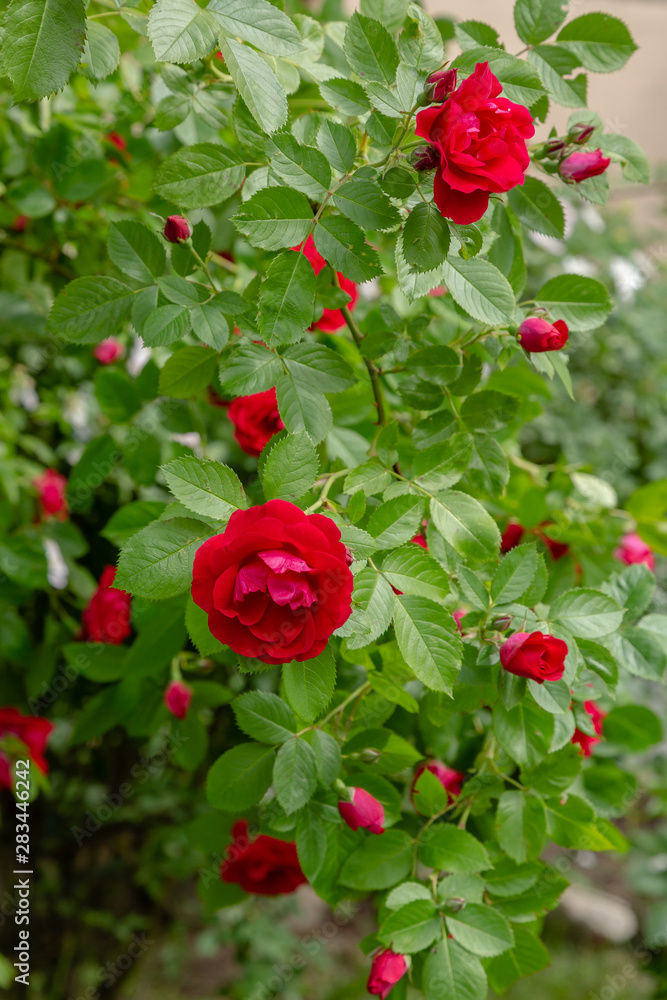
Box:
[562,255,598,278]
[610,255,645,304]
[44,538,69,590]
[127,337,152,376]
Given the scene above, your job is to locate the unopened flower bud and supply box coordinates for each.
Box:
[568,123,595,145]
[164,680,193,719]
[492,615,513,632]
[164,215,191,243]
[412,145,440,172]
[559,149,611,183]
[534,138,567,161]
[424,68,458,104]
[444,896,466,912]
[360,748,382,763]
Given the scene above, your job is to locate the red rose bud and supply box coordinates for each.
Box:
[93,337,124,365]
[413,760,464,804]
[614,532,655,571]
[0,707,54,789]
[535,521,569,560]
[292,235,358,332]
[338,787,385,834]
[501,522,525,553]
[572,700,605,757]
[221,819,306,896]
[164,215,191,243]
[559,149,611,183]
[424,68,458,103]
[517,317,569,353]
[192,499,353,664]
[453,609,465,635]
[415,62,534,224]
[568,123,596,145]
[492,615,513,632]
[227,387,284,457]
[34,468,68,520]
[368,949,408,1000]
[164,680,192,720]
[412,145,441,172]
[81,566,132,645]
[11,215,28,232]
[500,631,568,684]
[107,131,127,152]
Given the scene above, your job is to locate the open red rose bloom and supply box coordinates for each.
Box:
[415,62,535,224]
[221,819,306,895]
[227,387,284,456]
[192,500,353,664]
[500,631,568,683]
[0,707,54,789]
[293,235,358,332]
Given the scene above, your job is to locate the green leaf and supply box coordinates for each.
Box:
[207,742,275,810]
[381,546,450,602]
[346,567,396,648]
[344,11,399,85]
[520,743,582,795]
[460,390,520,432]
[361,0,410,33]
[344,727,422,772]
[603,705,662,752]
[557,12,637,73]
[402,203,451,272]
[158,346,218,398]
[398,4,444,72]
[340,829,413,889]
[282,647,337,722]
[413,768,450,816]
[267,133,331,201]
[496,791,547,862]
[413,434,472,492]
[191,304,230,351]
[528,45,587,108]
[115,517,216,600]
[147,0,219,63]
[544,794,621,850]
[71,686,122,746]
[514,0,568,45]
[491,545,539,605]
[62,643,128,683]
[600,133,650,185]
[233,187,313,251]
[319,77,371,117]
[317,120,357,174]
[273,738,318,813]
[155,141,245,210]
[379,899,441,953]
[219,342,282,396]
[534,274,612,332]
[494,701,555,767]
[261,430,319,501]
[208,0,302,57]
[609,628,666,681]
[311,729,341,785]
[405,346,461,387]
[283,342,356,393]
[162,457,246,521]
[314,216,383,283]
[345,459,392,497]
[48,277,135,344]
[423,939,488,1000]
[258,251,316,346]
[83,20,121,79]
[94,369,141,424]
[275,376,332,444]
[430,492,501,562]
[486,926,551,995]
[218,37,288,134]
[67,434,117,512]
[394,595,463,694]
[233,691,296,744]
[508,176,565,239]
[549,588,623,638]
[142,305,191,347]
[333,179,400,232]
[442,257,515,326]
[446,904,514,958]
[4,0,86,102]
[367,495,425,549]
[185,597,225,657]
[108,222,166,284]
[419,825,490,873]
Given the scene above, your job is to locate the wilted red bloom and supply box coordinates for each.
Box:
[559,149,610,182]
[0,707,54,789]
[34,468,68,520]
[572,700,605,757]
[164,680,192,720]
[81,566,132,645]
[517,317,569,353]
[292,235,358,333]
[614,532,655,571]
[500,631,568,683]
[413,759,465,804]
[164,215,191,243]
[93,338,124,365]
[367,949,408,999]
[227,387,284,457]
[338,787,385,834]
[501,522,525,553]
[221,819,306,895]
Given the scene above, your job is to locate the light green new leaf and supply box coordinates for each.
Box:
[147,0,220,63]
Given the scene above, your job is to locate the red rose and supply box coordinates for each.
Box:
[517,317,569,353]
[0,707,54,790]
[501,522,525,553]
[164,680,192,720]
[572,700,605,757]
[453,609,465,635]
[559,149,610,183]
[164,215,191,243]
[11,215,28,233]
[411,533,427,549]
[221,819,306,895]
[192,500,353,664]
[535,522,569,560]
[107,131,127,152]
[338,787,385,834]
[413,760,464,806]
[34,468,68,520]
[424,68,458,103]
[81,566,132,645]
[614,532,655,571]
[368,949,408,999]
[93,338,124,365]
[500,631,568,683]
[415,62,535,224]
[293,235,358,333]
[227,387,284,457]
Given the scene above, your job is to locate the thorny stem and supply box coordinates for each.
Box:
[318,682,371,728]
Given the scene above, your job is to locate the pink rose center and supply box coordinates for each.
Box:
[233,550,318,611]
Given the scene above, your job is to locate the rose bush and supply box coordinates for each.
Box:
[0,0,663,997]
